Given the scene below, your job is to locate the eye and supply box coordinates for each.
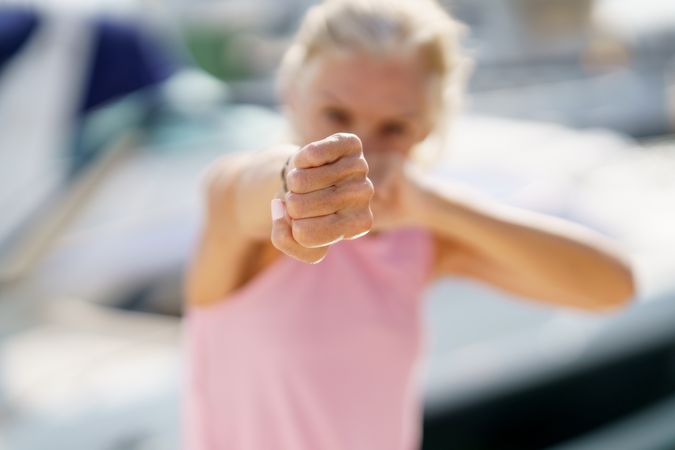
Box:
[323,107,351,127]
[380,121,407,137]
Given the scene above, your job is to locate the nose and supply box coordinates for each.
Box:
[354,130,386,154]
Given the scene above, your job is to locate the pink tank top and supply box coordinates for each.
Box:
[183,228,434,450]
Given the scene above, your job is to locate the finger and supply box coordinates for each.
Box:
[340,207,374,240]
[286,155,368,194]
[271,199,327,264]
[291,207,373,248]
[292,133,362,169]
[285,178,373,219]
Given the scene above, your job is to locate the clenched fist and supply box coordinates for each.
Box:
[271,133,374,263]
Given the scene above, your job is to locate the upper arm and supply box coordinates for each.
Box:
[184,144,301,307]
[184,154,257,308]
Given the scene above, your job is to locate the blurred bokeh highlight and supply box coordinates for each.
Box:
[1,1,675,449]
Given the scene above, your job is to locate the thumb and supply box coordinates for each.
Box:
[270,199,327,264]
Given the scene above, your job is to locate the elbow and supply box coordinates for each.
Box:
[592,288,633,313]
[582,263,637,313]
[606,264,637,310]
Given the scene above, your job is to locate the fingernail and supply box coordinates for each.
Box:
[271,199,284,221]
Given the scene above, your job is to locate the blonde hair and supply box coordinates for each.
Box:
[278,0,470,161]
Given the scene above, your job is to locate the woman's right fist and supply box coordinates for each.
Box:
[271,133,374,263]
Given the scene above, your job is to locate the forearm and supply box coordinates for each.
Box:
[220,145,297,241]
[417,184,635,309]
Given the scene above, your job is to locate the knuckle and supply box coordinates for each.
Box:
[305,145,322,165]
[284,192,305,218]
[363,177,375,198]
[271,226,289,250]
[342,156,368,179]
[291,221,313,247]
[355,156,369,176]
[356,209,374,232]
[344,178,373,203]
[285,169,306,193]
[298,142,322,167]
[340,209,372,239]
[332,132,362,150]
[284,169,297,190]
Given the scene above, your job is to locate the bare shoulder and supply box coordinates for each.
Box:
[185,153,256,308]
[201,152,250,215]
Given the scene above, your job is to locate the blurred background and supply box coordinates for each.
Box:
[1,0,675,449]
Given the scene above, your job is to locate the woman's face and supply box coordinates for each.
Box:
[287,51,437,160]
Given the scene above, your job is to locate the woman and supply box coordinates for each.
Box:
[184,1,635,449]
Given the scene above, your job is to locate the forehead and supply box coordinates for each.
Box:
[302,52,433,117]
